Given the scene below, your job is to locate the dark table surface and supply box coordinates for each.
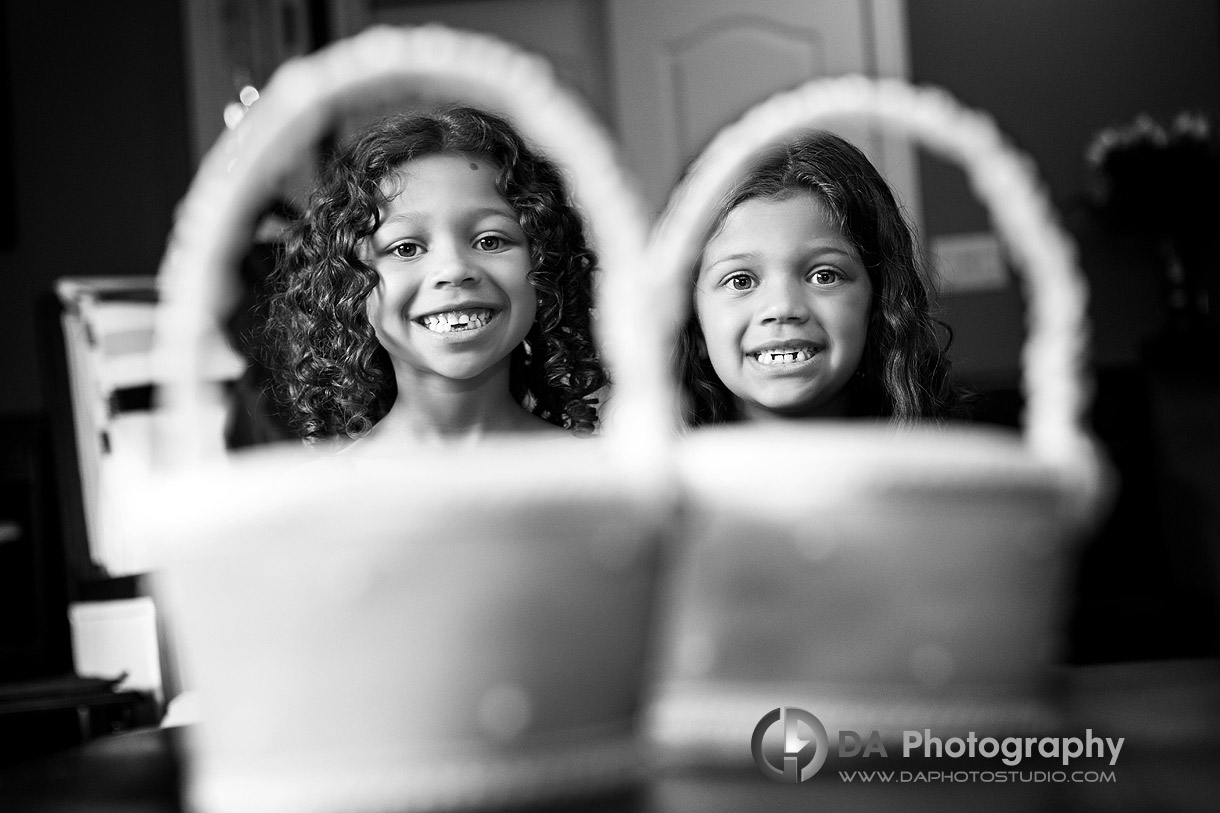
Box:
[2,659,1217,812]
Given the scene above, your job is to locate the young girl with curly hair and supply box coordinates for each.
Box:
[679,130,964,426]
[264,106,605,443]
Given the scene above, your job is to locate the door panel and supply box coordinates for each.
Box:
[608,0,918,226]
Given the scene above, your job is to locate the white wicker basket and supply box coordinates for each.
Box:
[137,25,668,813]
[642,77,1111,761]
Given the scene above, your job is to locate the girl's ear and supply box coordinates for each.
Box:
[695,332,709,360]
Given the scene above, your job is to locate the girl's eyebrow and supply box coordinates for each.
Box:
[788,239,861,261]
[809,245,859,261]
[469,206,522,224]
[375,211,422,229]
[702,250,762,269]
[376,205,518,228]
[371,206,521,241]
[702,243,860,274]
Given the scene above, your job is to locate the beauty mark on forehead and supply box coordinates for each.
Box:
[469,161,479,171]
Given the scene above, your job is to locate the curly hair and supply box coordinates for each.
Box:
[678,130,964,426]
[263,106,605,440]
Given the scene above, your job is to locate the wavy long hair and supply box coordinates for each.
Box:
[263,106,605,439]
[678,130,963,425]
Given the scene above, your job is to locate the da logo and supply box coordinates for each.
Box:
[751,707,829,783]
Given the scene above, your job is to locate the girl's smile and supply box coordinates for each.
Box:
[414,306,496,334]
[695,191,872,420]
[747,340,823,367]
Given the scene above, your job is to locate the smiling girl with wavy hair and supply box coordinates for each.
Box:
[263,106,605,443]
[679,130,964,426]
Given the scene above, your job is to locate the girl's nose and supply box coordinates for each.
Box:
[429,244,481,287]
[758,278,811,324]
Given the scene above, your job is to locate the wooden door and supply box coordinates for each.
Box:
[607,0,918,224]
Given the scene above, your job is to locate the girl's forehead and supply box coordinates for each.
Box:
[377,151,501,194]
[747,188,834,217]
[372,158,516,222]
[718,189,841,234]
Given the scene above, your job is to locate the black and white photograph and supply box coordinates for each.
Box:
[0,2,1217,811]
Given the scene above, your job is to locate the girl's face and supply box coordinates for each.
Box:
[362,153,536,386]
[694,191,872,420]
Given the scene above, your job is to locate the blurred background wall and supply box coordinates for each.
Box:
[0,1,191,416]
[913,0,1220,382]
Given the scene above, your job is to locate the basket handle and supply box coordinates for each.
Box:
[152,25,658,465]
[642,76,1093,467]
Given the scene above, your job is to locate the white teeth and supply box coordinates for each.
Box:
[419,308,493,333]
[754,348,815,365]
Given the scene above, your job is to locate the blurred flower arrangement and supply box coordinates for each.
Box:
[1086,112,1219,337]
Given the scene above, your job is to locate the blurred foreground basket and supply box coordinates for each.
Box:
[644,75,1111,761]
[136,24,667,813]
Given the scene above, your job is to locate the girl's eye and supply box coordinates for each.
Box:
[810,268,842,286]
[391,242,422,259]
[723,273,755,291]
[476,235,503,251]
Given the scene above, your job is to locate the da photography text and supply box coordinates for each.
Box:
[860,728,1123,767]
[751,707,1124,784]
